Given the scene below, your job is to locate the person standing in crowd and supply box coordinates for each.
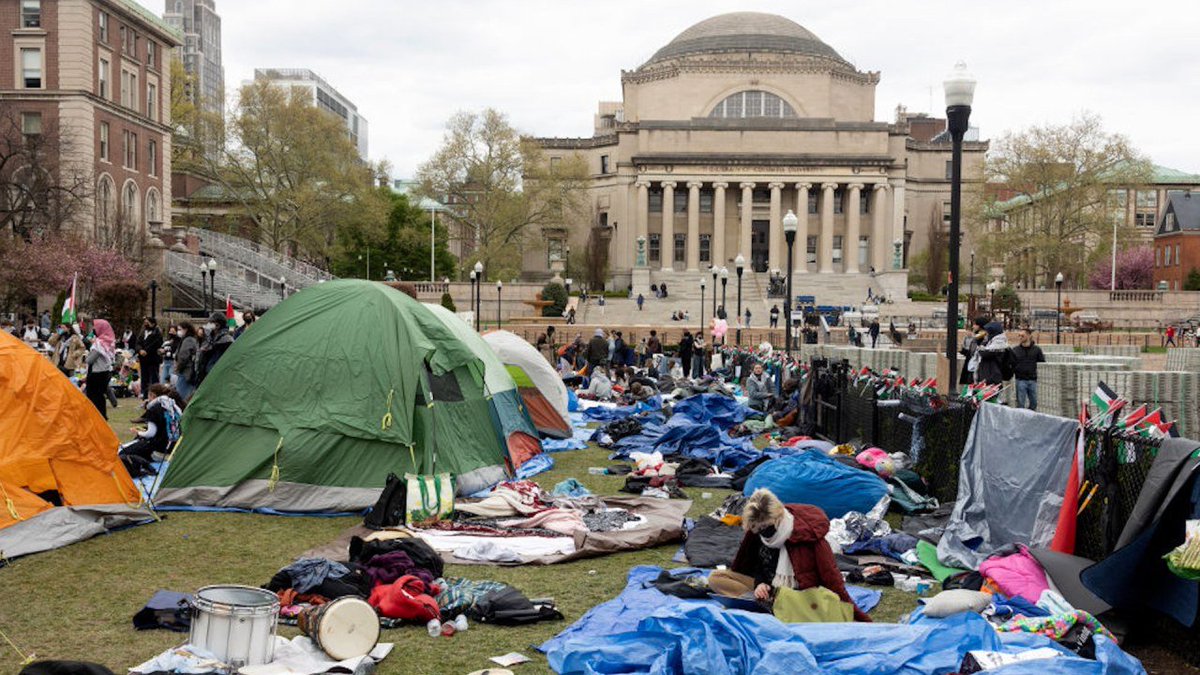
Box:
[134,317,163,399]
[744,307,752,328]
[612,330,627,366]
[119,325,134,350]
[234,310,256,338]
[745,362,776,411]
[769,305,780,328]
[959,316,989,385]
[172,321,200,400]
[84,319,117,419]
[22,319,39,345]
[159,324,177,386]
[973,321,1011,386]
[635,336,648,367]
[587,328,609,372]
[546,325,556,351]
[679,330,695,377]
[49,324,85,376]
[1010,327,1046,410]
[692,333,706,378]
[197,311,235,382]
[646,329,662,361]
[1166,324,1177,347]
[39,310,51,332]
[868,319,881,349]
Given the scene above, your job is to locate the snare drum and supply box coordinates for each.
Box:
[298,596,380,661]
[190,585,280,667]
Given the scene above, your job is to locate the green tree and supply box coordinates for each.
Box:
[541,282,567,318]
[201,80,389,261]
[991,284,1022,315]
[440,292,456,312]
[1185,268,1200,292]
[982,113,1152,287]
[416,109,589,281]
[331,190,456,280]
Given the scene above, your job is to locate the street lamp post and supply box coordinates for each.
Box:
[469,270,476,323]
[783,210,798,358]
[943,61,977,386]
[199,264,208,313]
[699,275,707,356]
[207,259,218,312]
[735,254,745,346]
[970,250,976,311]
[1055,272,1064,345]
[473,261,483,331]
[496,280,503,329]
[719,266,729,328]
[711,267,718,317]
[564,277,572,297]
[358,247,371,279]
[149,279,158,318]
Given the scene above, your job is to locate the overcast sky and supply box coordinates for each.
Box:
[142,0,1200,177]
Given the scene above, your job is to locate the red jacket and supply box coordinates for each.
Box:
[732,503,871,622]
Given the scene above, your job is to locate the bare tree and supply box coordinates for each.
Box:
[0,103,90,241]
[583,224,610,292]
[924,203,949,295]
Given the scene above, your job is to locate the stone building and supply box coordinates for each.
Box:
[529,12,986,302]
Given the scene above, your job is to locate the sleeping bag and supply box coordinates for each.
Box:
[743,451,889,519]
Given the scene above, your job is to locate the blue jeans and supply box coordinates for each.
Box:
[1016,379,1038,410]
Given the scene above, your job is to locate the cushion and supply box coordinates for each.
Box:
[920,589,991,618]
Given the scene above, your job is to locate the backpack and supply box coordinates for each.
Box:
[363,472,407,529]
[1000,349,1016,381]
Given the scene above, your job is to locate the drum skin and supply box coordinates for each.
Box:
[300,597,380,660]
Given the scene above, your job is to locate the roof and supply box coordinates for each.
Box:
[992,163,1200,212]
[645,12,847,67]
[110,0,183,43]
[392,179,449,212]
[1158,192,1200,235]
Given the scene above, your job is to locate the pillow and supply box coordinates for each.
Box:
[920,589,991,618]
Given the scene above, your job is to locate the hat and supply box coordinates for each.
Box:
[594,328,604,337]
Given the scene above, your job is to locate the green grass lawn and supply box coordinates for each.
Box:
[0,405,918,674]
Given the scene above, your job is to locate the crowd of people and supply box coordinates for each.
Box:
[958,317,1046,410]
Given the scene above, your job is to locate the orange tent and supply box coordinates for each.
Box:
[0,331,148,560]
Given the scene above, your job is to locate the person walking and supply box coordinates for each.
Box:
[1010,327,1045,410]
[134,317,163,400]
[84,319,117,419]
[636,293,645,312]
[679,330,695,378]
[769,305,780,328]
[172,321,200,400]
[1166,324,1177,347]
[868,320,881,349]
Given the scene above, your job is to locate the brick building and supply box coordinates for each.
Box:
[0,0,179,246]
[1153,191,1200,291]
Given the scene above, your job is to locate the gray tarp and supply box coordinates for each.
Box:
[937,404,1077,569]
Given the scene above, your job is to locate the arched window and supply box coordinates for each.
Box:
[121,181,139,230]
[145,189,161,227]
[708,90,798,119]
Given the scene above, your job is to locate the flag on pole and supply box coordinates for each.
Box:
[61,273,78,324]
[1090,381,1118,417]
[1116,404,1147,431]
[1051,403,1090,554]
[225,295,236,329]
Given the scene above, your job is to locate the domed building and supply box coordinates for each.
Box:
[531,12,986,303]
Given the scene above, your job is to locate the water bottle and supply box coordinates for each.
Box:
[426,618,441,637]
[453,614,468,632]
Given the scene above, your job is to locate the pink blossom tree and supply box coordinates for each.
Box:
[1088,246,1155,290]
[0,235,143,311]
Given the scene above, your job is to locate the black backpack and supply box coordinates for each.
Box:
[363,472,407,529]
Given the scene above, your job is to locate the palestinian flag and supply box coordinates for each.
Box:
[1051,404,1090,554]
[61,273,78,324]
[1137,409,1172,439]
[1090,382,1119,418]
[225,296,236,329]
[921,378,938,394]
[1116,404,1148,431]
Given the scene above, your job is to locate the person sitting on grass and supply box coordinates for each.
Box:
[119,383,185,477]
[580,365,613,400]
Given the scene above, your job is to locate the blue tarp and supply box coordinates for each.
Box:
[582,396,664,422]
[743,451,889,519]
[671,393,756,428]
[545,594,1145,674]
[515,452,554,479]
[543,437,589,452]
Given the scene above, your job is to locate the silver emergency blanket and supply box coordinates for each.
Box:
[937,404,1078,569]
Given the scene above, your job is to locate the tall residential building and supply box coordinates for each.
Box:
[0,0,181,244]
[162,0,222,119]
[253,68,369,159]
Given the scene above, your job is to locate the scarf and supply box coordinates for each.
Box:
[760,509,795,590]
[91,319,116,360]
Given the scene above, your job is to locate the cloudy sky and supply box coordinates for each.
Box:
[142,0,1200,176]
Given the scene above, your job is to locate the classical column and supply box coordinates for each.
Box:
[739,182,755,269]
[768,182,785,271]
[890,179,906,269]
[872,183,889,272]
[712,182,728,266]
[686,181,702,271]
[819,182,837,273]
[794,183,811,273]
[660,181,676,271]
[635,180,650,267]
[845,183,864,273]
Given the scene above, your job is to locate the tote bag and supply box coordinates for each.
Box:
[405,472,454,525]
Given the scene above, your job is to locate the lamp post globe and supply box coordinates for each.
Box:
[206,259,218,310]
[942,60,977,384]
[782,210,799,357]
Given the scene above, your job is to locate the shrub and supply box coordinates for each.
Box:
[440,292,456,312]
[542,282,567,317]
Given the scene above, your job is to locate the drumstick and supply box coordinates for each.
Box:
[1078,480,1090,499]
[1077,484,1100,515]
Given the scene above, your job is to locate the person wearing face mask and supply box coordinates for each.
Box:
[196,311,234,383]
[708,489,870,622]
[134,316,163,399]
[159,323,178,386]
[49,324,85,376]
[172,321,200,400]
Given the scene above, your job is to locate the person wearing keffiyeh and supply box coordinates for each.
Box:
[84,318,117,418]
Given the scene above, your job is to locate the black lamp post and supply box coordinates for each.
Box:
[719,267,729,328]
[206,259,217,312]
[711,267,718,316]
[564,277,572,297]
[149,279,158,318]
[1055,272,1064,345]
[783,210,798,357]
[735,254,745,346]
[699,275,706,355]
[496,280,503,329]
[199,264,209,313]
[469,269,476,325]
[473,262,484,330]
[943,61,977,385]
[969,249,976,316]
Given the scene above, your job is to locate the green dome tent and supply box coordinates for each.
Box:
[156,280,509,512]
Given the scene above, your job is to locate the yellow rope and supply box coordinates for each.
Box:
[0,484,20,522]
[268,437,283,492]
[0,624,35,666]
[111,471,160,521]
[409,445,417,473]
[381,389,395,430]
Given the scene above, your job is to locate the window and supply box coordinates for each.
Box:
[598,212,608,228]
[860,191,870,214]
[808,191,818,215]
[752,188,770,204]
[146,190,160,226]
[599,155,609,174]
[1176,244,1181,266]
[98,58,109,98]
[99,122,109,160]
[832,236,844,264]
[99,12,109,43]
[130,73,138,111]
[21,0,40,28]
[121,71,130,107]
[123,130,137,169]
[147,42,156,68]
[1136,212,1156,228]
[942,201,953,230]
[147,83,157,120]
[859,236,870,266]
[21,111,41,136]
[699,190,713,214]
[833,188,844,214]
[708,90,798,119]
[699,234,711,263]
[546,237,565,266]
[1156,248,1161,267]
[945,160,953,181]
[122,182,137,225]
[21,48,42,88]
[674,233,686,263]
[673,190,687,214]
[806,235,817,264]
[1164,246,1171,267]
[648,233,661,262]
[1136,190,1158,209]
[549,156,560,171]
[120,26,127,52]
[1167,213,1177,230]
[648,189,662,213]
[148,139,157,176]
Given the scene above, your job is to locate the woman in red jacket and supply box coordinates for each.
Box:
[712,488,870,622]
